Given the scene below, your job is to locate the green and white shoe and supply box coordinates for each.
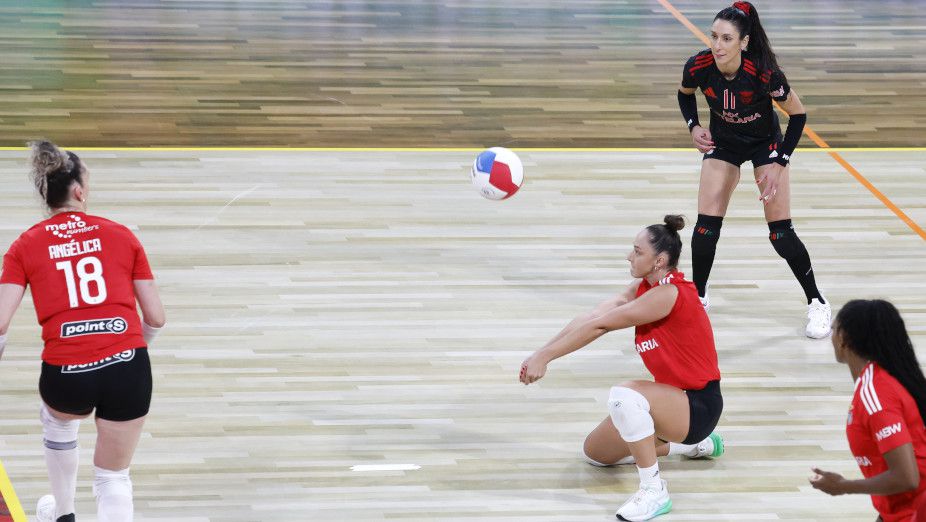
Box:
[686,431,724,459]
[615,479,672,521]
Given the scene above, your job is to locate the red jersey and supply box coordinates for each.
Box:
[633,271,720,390]
[0,212,153,365]
[847,362,926,522]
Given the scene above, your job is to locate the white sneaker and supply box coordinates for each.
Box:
[36,494,56,522]
[615,479,672,521]
[684,432,725,459]
[805,298,832,339]
[698,284,710,310]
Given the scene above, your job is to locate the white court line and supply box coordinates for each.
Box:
[350,464,421,472]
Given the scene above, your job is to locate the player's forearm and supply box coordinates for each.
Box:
[678,90,700,131]
[541,313,595,350]
[840,469,919,496]
[537,320,609,364]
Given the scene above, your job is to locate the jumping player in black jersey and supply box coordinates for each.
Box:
[676,1,830,338]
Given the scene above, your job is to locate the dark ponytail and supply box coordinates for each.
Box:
[29,140,84,210]
[836,300,926,421]
[715,2,784,78]
[646,215,685,269]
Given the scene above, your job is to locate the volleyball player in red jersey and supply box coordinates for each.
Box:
[520,215,723,521]
[677,1,831,338]
[0,141,165,522]
[810,300,926,521]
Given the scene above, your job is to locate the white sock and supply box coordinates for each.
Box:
[94,466,133,522]
[667,441,699,457]
[636,462,661,488]
[44,445,79,518]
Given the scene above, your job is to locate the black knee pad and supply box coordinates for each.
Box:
[768,219,807,260]
[691,214,723,252]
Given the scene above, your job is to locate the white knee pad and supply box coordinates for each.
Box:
[607,386,655,443]
[40,405,80,450]
[94,466,133,522]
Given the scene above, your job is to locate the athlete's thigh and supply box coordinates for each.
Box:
[753,163,792,222]
[698,158,741,216]
[624,380,690,443]
[94,416,146,470]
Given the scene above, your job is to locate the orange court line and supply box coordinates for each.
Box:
[656,0,926,241]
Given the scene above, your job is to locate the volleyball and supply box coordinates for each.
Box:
[471,147,523,200]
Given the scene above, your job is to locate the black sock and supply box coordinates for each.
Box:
[57,515,76,522]
[691,214,723,297]
[768,219,824,304]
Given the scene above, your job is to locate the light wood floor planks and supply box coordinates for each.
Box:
[0,1,922,147]
[0,149,922,520]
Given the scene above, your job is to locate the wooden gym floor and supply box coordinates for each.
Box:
[0,1,924,521]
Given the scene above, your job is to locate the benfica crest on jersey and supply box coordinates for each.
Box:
[740,91,754,104]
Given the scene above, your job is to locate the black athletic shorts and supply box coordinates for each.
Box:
[682,379,723,444]
[39,348,152,422]
[703,136,783,168]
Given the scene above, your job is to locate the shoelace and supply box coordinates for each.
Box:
[630,484,662,505]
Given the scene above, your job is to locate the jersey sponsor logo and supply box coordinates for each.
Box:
[875,422,903,442]
[719,110,762,124]
[45,214,100,240]
[854,455,872,467]
[48,238,102,260]
[60,317,128,338]
[61,349,135,374]
[635,338,660,353]
[770,86,785,98]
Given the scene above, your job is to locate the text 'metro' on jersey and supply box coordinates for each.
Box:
[682,49,791,149]
[0,212,153,365]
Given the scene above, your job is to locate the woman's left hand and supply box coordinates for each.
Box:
[519,353,549,385]
[809,467,848,495]
[756,163,784,205]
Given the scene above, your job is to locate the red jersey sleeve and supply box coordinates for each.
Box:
[0,239,27,286]
[130,233,154,280]
[868,386,914,455]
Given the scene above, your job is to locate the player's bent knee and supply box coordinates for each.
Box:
[40,404,79,449]
[607,386,655,443]
[768,221,807,260]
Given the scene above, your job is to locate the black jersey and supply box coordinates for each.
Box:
[681,49,791,150]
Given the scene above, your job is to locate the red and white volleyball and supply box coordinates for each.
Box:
[471,147,523,200]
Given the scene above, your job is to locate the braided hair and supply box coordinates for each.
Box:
[836,299,926,421]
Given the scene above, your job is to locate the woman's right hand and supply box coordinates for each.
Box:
[519,353,549,385]
[690,125,714,153]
